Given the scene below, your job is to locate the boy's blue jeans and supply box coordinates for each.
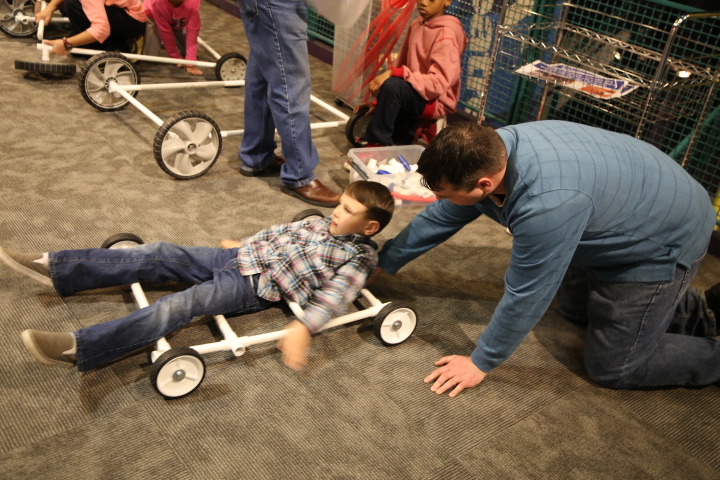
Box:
[49,243,269,372]
[236,0,318,188]
[557,256,720,388]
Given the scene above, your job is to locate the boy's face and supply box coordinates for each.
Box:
[329,193,379,236]
[416,0,451,22]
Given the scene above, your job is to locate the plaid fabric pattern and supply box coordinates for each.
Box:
[238,217,378,333]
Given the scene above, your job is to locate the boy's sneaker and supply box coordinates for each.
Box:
[705,282,720,319]
[0,247,52,287]
[21,330,76,367]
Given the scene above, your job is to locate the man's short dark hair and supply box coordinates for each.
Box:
[417,122,507,191]
[345,181,395,235]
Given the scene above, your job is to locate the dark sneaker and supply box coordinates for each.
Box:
[21,330,76,367]
[705,282,720,319]
[0,247,52,286]
[240,155,286,177]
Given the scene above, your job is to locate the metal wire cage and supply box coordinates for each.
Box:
[479,0,720,228]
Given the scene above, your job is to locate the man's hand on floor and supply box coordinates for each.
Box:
[424,355,487,397]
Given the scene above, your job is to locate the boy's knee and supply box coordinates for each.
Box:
[379,76,407,96]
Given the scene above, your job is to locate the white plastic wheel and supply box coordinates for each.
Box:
[78,52,139,112]
[372,304,417,346]
[153,110,222,180]
[214,52,247,81]
[0,0,38,37]
[151,348,206,398]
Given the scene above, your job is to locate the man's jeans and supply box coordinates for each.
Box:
[49,243,268,372]
[557,256,720,388]
[236,0,318,188]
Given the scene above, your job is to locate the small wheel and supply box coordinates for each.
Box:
[345,106,372,147]
[334,98,344,107]
[78,52,140,112]
[0,0,38,37]
[291,208,324,223]
[14,60,76,76]
[215,52,246,82]
[372,303,417,346]
[150,347,206,399]
[154,110,222,180]
[101,233,144,249]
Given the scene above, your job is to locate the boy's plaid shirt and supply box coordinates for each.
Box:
[237,216,378,333]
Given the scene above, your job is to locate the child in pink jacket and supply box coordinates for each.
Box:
[356,0,468,146]
[144,0,203,75]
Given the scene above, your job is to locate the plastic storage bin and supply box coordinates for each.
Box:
[347,145,436,206]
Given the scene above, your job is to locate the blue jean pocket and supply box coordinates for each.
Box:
[237,0,258,20]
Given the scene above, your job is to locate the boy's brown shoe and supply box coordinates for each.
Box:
[0,247,52,287]
[21,330,76,367]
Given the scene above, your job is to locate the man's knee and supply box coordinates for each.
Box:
[584,355,627,389]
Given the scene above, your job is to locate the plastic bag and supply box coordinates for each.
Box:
[309,0,372,28]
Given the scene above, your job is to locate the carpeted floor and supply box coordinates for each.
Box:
[0,3,719,479]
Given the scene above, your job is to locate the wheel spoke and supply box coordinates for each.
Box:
[85,74,105,92]
[170,120,194,141]
[90,89,111,106]
[193,143,217,162]
[114,70,136,85]
[162,138,187,157]
[103,61,123,78]
[191,122,213,145]
[174,153,194,175]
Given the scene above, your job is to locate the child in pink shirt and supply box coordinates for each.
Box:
[144,0,203,75]
[355,0,468,146]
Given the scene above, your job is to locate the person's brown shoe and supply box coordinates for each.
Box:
[0,247,52,287]
[239,155,286,177]
[21,330,76,367]
[280,179,340,207]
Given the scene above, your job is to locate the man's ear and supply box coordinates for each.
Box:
[364,220,380,237]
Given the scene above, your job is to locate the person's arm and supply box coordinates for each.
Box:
[379,199,483,274]
[427,190,594,396]
[298,255,375,334]
[182,0,201,61]
[400,30,462,102]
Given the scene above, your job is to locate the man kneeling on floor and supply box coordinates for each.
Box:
[0,181,394,372]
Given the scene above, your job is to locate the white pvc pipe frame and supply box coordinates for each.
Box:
[35,41,349,134]
[125,281,387,363]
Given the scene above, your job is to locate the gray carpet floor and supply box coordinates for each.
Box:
[1,3,719,479]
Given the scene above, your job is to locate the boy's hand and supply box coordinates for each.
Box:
[368,70,393,96]
[353,103,376,116]
[277,320,311,370]
[220,239,241,249]
[364,266,383,287]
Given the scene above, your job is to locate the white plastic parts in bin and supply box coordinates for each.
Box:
[347,144,436,206]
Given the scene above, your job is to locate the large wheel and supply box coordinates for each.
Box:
[214,52,246,82]
[150,347,206,399]
[154,110,222,180]
[79,52,140,112]
[372,303,417,346]
[15,59,76,75]
[0,0,38,37]
[345,106,372,147]
[291,208,324,223]
[101,233,144,249]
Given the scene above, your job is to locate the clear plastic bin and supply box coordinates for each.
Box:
[347,145,436,206]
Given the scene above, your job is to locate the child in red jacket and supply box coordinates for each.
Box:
[356,0,468,145]
[144,0,203,75]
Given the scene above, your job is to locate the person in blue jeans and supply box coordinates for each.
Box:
[236,0,340,208]
[371,120,719,396]
[1,181,394,372]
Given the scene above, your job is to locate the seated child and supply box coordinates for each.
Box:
[355,0,468,146]
[0,181,394,372]
[143,0,203,75]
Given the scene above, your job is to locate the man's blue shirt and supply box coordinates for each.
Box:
[379,121,716,373]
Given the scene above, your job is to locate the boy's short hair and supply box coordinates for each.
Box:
[345,181,395,235]
[418,122,507,191]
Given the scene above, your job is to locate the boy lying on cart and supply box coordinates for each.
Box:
[0,181,394,372]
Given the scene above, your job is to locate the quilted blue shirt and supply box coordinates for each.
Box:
[379,120,716,373]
